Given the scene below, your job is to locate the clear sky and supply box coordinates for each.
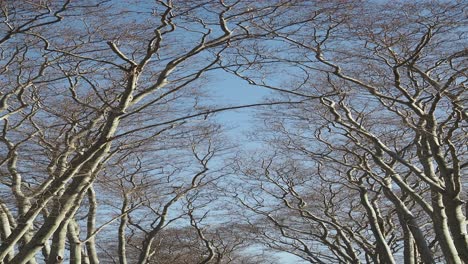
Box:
[205,70,306,264]
[207,70,268,137]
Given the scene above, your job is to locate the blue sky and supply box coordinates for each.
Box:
[207,70,268,139]
[205,71,306,264]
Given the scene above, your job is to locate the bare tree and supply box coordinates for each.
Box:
[227,1,467,263]
[1,1,465,264]
[0,0,296,263]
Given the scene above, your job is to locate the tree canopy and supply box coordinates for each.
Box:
[0,1,466,263]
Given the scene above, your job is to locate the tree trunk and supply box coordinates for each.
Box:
[68,220,82,264]
[382,187,435,264]
[86,188,99,264]
[359,187,396,264]
[443,195,468,263]
[397,208,416,264]
[118,197,128,264]
[47,218,68,264]
[0,203,14,262]
[8,176,92,264]
[431,191,462,264]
